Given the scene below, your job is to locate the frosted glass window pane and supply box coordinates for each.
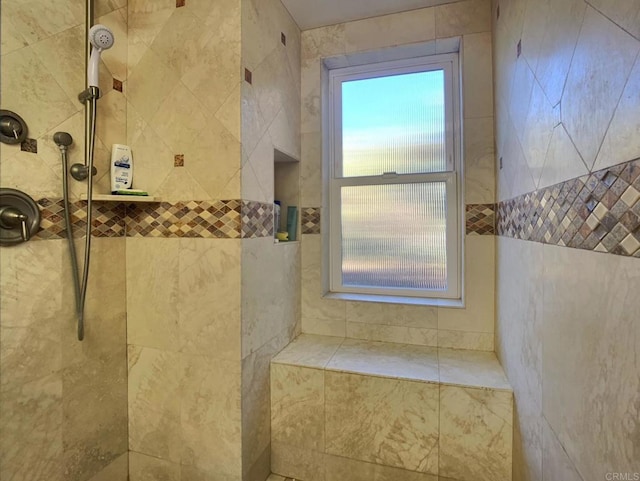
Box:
[341,183,448,290]
[342,70,446,177]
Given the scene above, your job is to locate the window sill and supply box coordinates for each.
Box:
[323,291,465,308]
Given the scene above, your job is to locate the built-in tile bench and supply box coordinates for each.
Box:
[270,334,513,481]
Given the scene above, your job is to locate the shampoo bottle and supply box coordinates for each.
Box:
[110,144,133,193]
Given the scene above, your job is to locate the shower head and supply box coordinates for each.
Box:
[89,24,114,50]
[87,24,115,88]
[53,131,73,148]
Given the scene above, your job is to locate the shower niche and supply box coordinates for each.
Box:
[274,148,300,242]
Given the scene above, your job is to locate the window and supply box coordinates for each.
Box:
[327,54,462,301]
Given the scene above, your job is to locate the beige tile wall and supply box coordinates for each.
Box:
[299,0,498,351]
[0,0,128,479]
[240,0,302,477]
[494,1,640,479]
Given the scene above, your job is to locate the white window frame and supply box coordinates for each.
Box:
[327,53,462,301]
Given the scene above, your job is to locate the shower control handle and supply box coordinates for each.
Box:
[0,188,41,246]
[0,207,30,241]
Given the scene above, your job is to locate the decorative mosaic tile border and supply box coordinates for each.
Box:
[241,201,274,238]
[497,158,640,257]
[301,207,321,234]
[36,198,125,240]
[126,200,242,238]
[32,199,275,240]
[466,204,496,235]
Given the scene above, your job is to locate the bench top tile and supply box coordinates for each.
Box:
[272,334,513,392]
[272,334,344,369]
[438,348,511,391]
[326,338,439,384]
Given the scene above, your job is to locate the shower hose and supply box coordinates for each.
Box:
[60,95,97,341]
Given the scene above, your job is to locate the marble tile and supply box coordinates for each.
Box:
[541,244,640,478]
[154,167,210,203]
[1,5,29,55]
[271,441,325,481]
[242,135,274,203]
[1,47,78,140]
[126,238,180,352]
[436,329,494,351]
[126,108,174,195]
[148,7,214,80]
[271,363,325,450]
[242,333,290,479]
[541,420,583,481]
[301,316,347,338]
[126,47,180,125]
[325,454,439,481]
[561,6,639,168]
[180,354,242,478]
[300,62,322,135]
[300,132,323,206]
[519,0,551,73]
[0,240,65,390]
[177,238,241,361]
[0,374,63,481]
[87,453,128,481]
[62,353,128,481]
[345,301,438,329]
[594,54,640,171]
[96,89,127,159]
[346,322,438,347]
[179,464,241,481]
[127,0,174,47]
[463,32,494,119]
[439,385,513,481]
[495,237,544,481]
[343,7,436,53]
[464,116,496,204]
[266,475,286,481]
[129,451,179,481]
[521,80,556,187]
[30,24,85,108]
[438,348,511,391]
[538,124,588,190]
[500,0,527,39]
[181,114,241,199]
[150,82,208,154]
[587,0,640,39]
[325,371,439,474]
[180,3,241,116]
[95,0,127,18]
[501,116,537,199]
[435,0,492,37]
[128,346,185,463]
[508,56,536,143]
[438,235,496,334]
[301,235,347,324]
[327,339,439,384]
[534,0,586,106]
[242,237,300,358]
[1,0,83,46]
[272,334,343,369]
[301,24,346,64]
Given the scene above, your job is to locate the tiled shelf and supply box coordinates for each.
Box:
[79,194,158,203]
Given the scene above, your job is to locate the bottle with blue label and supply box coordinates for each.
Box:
[110,144,133,193]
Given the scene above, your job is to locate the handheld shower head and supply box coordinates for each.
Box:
[89,24,114,51]
[87,24,115,88]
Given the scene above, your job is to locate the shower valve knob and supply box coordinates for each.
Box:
[0,188,41,246]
